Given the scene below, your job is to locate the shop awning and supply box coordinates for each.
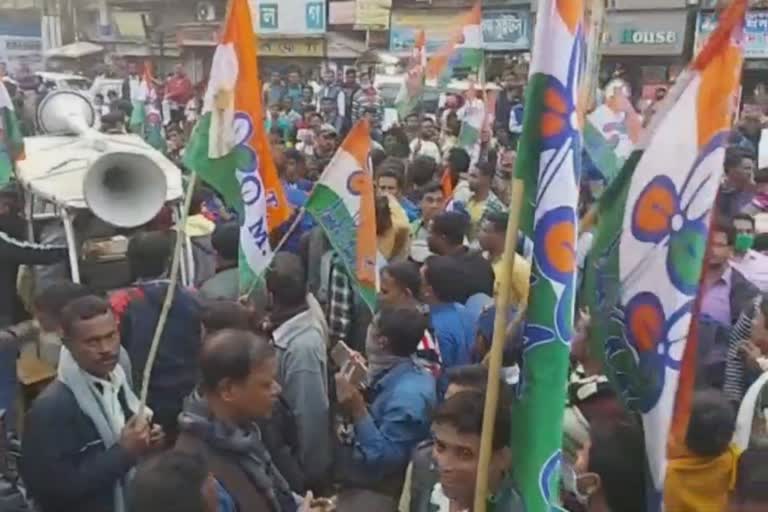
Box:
[326,32,366,59]
[45,41,104,58]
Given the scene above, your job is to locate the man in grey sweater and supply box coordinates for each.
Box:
[265,252,332,493]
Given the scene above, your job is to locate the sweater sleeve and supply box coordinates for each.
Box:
[724,299,758,403]
[0,231,67,266]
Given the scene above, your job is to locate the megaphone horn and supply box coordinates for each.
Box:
[84,152,168,228]
[36,89,96,135]
[37,90,168,229]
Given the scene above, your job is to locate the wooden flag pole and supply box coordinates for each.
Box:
[578,0,605,119]
[138,172,198,417]
[473,176,526,512]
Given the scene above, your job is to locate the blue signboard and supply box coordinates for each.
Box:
[697,11,768,59]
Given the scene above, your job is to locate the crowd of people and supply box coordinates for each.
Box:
[0,60,768,512]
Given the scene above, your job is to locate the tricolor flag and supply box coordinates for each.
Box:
[426,2,482,86]
[582,0,746,509]
[510,0,584,509]
[0,79,24,185]
[128,62,151,135]
[141,62,166,152]
[457,84,486,162]
[183,0,291,292]
[305,120,378,311]
[394,30,426,119]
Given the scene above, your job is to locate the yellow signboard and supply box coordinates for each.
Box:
[258,38,325,57]
[354,0,392,30]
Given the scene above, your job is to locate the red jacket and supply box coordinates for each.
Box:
[165,75,193,104]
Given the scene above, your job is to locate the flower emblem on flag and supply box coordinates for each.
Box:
[630,175,708,296]
[525,206,577,349]
[231,112,257,171]
[607,291,691,412]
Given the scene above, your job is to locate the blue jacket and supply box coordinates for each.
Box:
[337,358,436,493]
[429,302,476,370]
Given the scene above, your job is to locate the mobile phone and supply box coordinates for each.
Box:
[341,359,368,388]
[330,340,353,368]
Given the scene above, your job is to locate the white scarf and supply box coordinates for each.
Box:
[58,347,146,512]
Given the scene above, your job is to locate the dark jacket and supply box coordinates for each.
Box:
[112,282,202,441]
[406,441,437,512]
[0,230,67,326]
[176,433,274,512]
[20,381,136,512]
[729,268,760,325]
[259,396,305,494]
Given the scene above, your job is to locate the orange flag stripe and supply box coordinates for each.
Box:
[221,0,291,231]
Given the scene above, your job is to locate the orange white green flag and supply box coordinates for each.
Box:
[582,0,746,509]
[425,1,482,85]
[305,120,378,311]
[183,0,290,291]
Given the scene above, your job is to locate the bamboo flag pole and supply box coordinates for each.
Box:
[578,0,605,119]
[576,0,605,237]
[473,176,525,512]
[138,172,198,417]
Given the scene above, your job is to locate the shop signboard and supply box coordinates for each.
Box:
[389,10,456,54]
[329,1,356,25]
[611,0,687,9]
[250,0,326,34]
[0,35,42,73]
[481,9,531,51]
[696,11,768,59]
[601,10,688,56]
[354,0,392,30]
[258,37,325,57]
[390,8,531,54]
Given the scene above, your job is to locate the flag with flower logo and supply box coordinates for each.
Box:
[184,0,291,292]
[510,0,584,510]
[581,0,746,509]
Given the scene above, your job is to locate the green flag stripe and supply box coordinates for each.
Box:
[305,183,377,311]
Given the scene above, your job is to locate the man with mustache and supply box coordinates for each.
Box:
[176,329,296,512]
[21,295,163,512]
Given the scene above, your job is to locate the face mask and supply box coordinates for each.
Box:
[735,232,755,252]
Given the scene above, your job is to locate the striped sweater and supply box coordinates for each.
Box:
[724,296,762,402]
